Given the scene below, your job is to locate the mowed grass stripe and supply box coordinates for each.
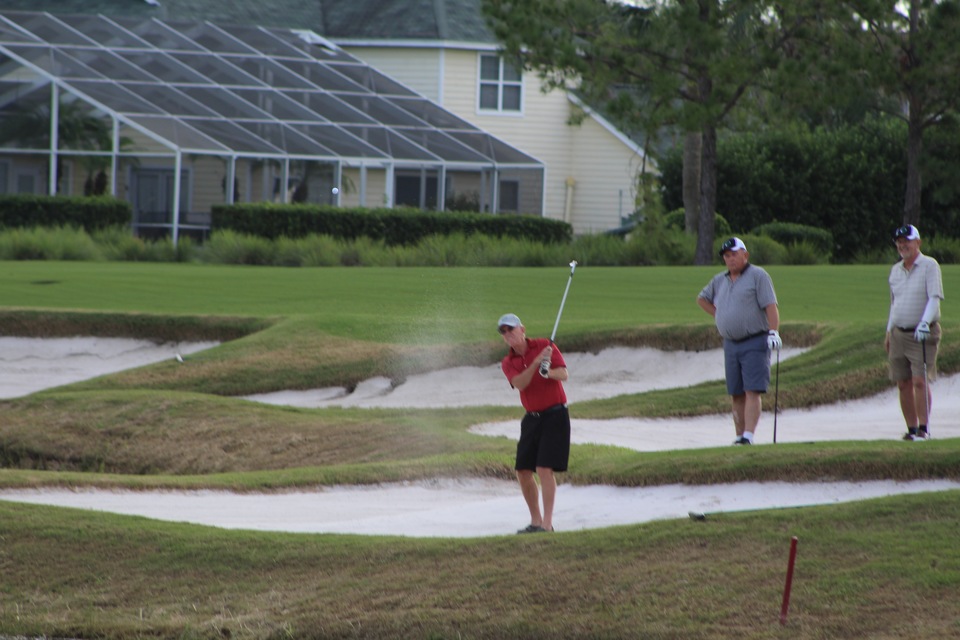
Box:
[3,262,956,341]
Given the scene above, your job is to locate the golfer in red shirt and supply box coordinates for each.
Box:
[498,313,571,533]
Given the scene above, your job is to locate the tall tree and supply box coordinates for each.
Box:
[862,0,960,226]
[483,0,809,263]
[780,1,960,228]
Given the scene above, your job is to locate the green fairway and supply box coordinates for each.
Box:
[0,260,958,639]
[3,261,956,340]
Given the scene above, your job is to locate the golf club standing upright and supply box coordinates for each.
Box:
[772,347,781,443]
[922,338,931,437]
[540,260,578,378]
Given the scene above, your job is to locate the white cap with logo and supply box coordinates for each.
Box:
[894,224,920,241]
[718,237,747,257]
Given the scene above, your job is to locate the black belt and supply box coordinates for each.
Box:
[730,331,766,344]
[527,403,566,417]
[897,322,938,332]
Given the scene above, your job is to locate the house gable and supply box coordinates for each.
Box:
[338,47,648,232]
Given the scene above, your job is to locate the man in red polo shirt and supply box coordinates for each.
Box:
[498,313,571,534]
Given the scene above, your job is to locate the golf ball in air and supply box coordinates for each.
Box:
[331,187,340,195]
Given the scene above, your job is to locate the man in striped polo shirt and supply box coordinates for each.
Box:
[885,224,944,441]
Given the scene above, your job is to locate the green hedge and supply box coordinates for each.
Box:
[0,195,131,231]
[211,203,573,245]
[663,209,732,238]
[752,221,834,255]
[659,118,960,262]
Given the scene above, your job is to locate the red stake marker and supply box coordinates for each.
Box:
[779,536,799,626]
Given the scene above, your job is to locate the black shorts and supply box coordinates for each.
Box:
[515,406,571,472]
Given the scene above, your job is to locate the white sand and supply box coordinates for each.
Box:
[5,478,959,538]
[241,346,809,408]
[2,338,957,537]
[0,336,217,398]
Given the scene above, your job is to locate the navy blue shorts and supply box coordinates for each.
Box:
[723,334,770,395]
[515,405,570,472]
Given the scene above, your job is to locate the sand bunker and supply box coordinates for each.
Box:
[242,346,808,409]
[1,337,957,537]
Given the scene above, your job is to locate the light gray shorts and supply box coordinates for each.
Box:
[723,333,770,396]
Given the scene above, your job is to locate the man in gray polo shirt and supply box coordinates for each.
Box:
[697,237,782,445]
[885,224,944,441]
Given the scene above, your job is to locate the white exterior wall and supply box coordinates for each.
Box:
[570,116,646,233]
[343,48,443,101]
[342,44,647,234]
[438,50,570,219]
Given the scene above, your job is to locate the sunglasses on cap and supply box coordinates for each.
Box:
[718,237,745,257]
[893,225,917,240]
[498,325,516,335]
[719,238,738,253]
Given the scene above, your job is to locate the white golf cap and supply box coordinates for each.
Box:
[718,237,747,257]
[497,313,522,328]
[894,224,920,241]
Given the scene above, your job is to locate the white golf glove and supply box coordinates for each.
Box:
[767,329,782,351]
[914,321,931,343]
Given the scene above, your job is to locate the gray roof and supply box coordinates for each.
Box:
[0,10,539,166]
[0,0,496,42]
[319,0,494,42]
[0,0,322,29]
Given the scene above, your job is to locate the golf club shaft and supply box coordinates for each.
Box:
[541,261,577,377]
[549,268,576,342]
[773,348,780,443]
[922,339,930,436]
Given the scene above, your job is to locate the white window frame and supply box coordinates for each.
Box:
[476,53,524,116]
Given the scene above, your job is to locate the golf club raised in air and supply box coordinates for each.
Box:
[540,261,578,378]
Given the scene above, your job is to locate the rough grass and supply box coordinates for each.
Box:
[2,492,960,639]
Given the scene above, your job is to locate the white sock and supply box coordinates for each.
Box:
[742,431,754,443]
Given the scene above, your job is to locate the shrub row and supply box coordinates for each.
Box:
[663,209,732,238]
[6,224,959,266]
[752,221,834,255]
[0,195,130,231]
[211,203,573,245]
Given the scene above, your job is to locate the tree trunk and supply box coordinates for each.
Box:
[682,131,702,234]
[694,124,718,265]
[903,102,923,227]
[902,0,922,227]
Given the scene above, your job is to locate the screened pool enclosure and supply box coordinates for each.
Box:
[0,11,545,241]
